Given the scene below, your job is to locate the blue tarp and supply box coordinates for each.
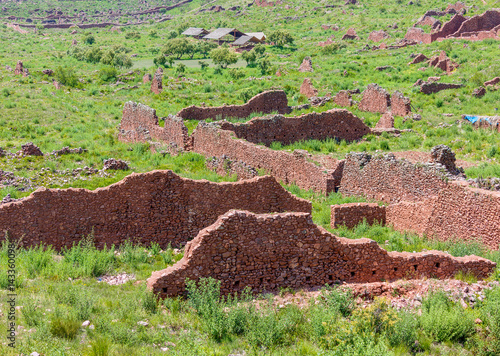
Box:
[463,115,494,124]
[463,115,479,124]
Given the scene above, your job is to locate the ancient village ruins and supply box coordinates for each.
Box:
[1,87,497,297]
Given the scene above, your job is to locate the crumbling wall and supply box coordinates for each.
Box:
[177,90,291,120]
[391,91,411,117]
[0,171,311,250]
[219,109,371,146]
[338,153,448,203]
[358,84,391,114]
[334,90,352,107]
[118,102,189,152]
[331,203,386,229]
[192,122,344,193]
[148,210,495,298]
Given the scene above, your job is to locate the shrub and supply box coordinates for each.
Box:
[124,31,141,39]
[83,34,96,45]
[386,310,418,348]
[21,296,44,327]
[268,29,294,46]
[210,47,238,69]
[54,66,80,88]
[420,291,475,343]
[228,68,244,80]
[98,66,118,83]
[142,289,159,314]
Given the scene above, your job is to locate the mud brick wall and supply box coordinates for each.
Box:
[338,153,448,203]
[423,182,500,249]
[147,210,495,298]
[119,102,189,151]
[0,171,311,250]
[176,90,291,120]
[219,109,371,146]
[386,199,435,236]
[358,84,391,114]
[192,122,343,193]
[331,203,386,229]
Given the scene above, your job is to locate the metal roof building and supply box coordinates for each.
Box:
[245,32,266,41]
[232,35,261,46]
[203,28,246,43]
[181,27,210,38]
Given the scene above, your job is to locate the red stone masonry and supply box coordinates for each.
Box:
[334,90,352,107]
[119,101,189,153]
[368,30,390,42]
[300,78,318,98]
[0,171,311,250]
[391,91,412,117]
[386,199,436,236]
[147,210,495,298]
[177,90,291,120]
[192,122,344,193]
[358,84,391,114]
[375,112,395,129]
[424,182,500,249]
[339,153,448,203]
[331,203,386,229]
[218,109,371,146]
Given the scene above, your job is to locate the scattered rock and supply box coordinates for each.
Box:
[484,77,500,86]
[473,87,486,98]
[103,158,129,171]
[50,147,87,156]
[21,142,43,156]
[342,28,360,40]
[14,60,23,75]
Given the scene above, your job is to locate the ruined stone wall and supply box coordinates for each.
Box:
[192,123,343,193]
[423,183,500,249]
[386,199,435,236]
[338,153,448,203]
[358,84,391,114]
[391,91,412,117]
[404,27,432,44]
[176,90,291,120]
[331,203,386,229]
[0,171,311,250]
[148,210,495,298]
[219,109,371,146]
[118,102,189,152]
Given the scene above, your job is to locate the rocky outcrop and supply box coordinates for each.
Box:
[21,142,43,156]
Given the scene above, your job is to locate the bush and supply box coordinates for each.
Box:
[54,66,80,88]
[228,68,244,80]
[125,31,141,39]
[83,34,95,45]
[268,29,294,47]
[420,292,475,343]
[98,66,118,82]
[386,310,418,348]
[21,296,44,327]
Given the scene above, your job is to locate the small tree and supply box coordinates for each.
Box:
[210,47,238,69]
[242,50,257,66]
[268,30,294,47]
[199,60,209,71]
[162,38,194,59]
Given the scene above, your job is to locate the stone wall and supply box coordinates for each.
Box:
[147,210,495,298]
[118,102,189,153]
[358,84,391,114]
[218,109,371,146]
[391,91,412,117]
[419,82,463,94]
[0,171,311,250]
[334,90,352,107]
[386,199,435,236]
[331,203,386,229]
[424,182,500,249]
[338,153,448,203]
[176,90,291,120]
[192,122,344,193]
